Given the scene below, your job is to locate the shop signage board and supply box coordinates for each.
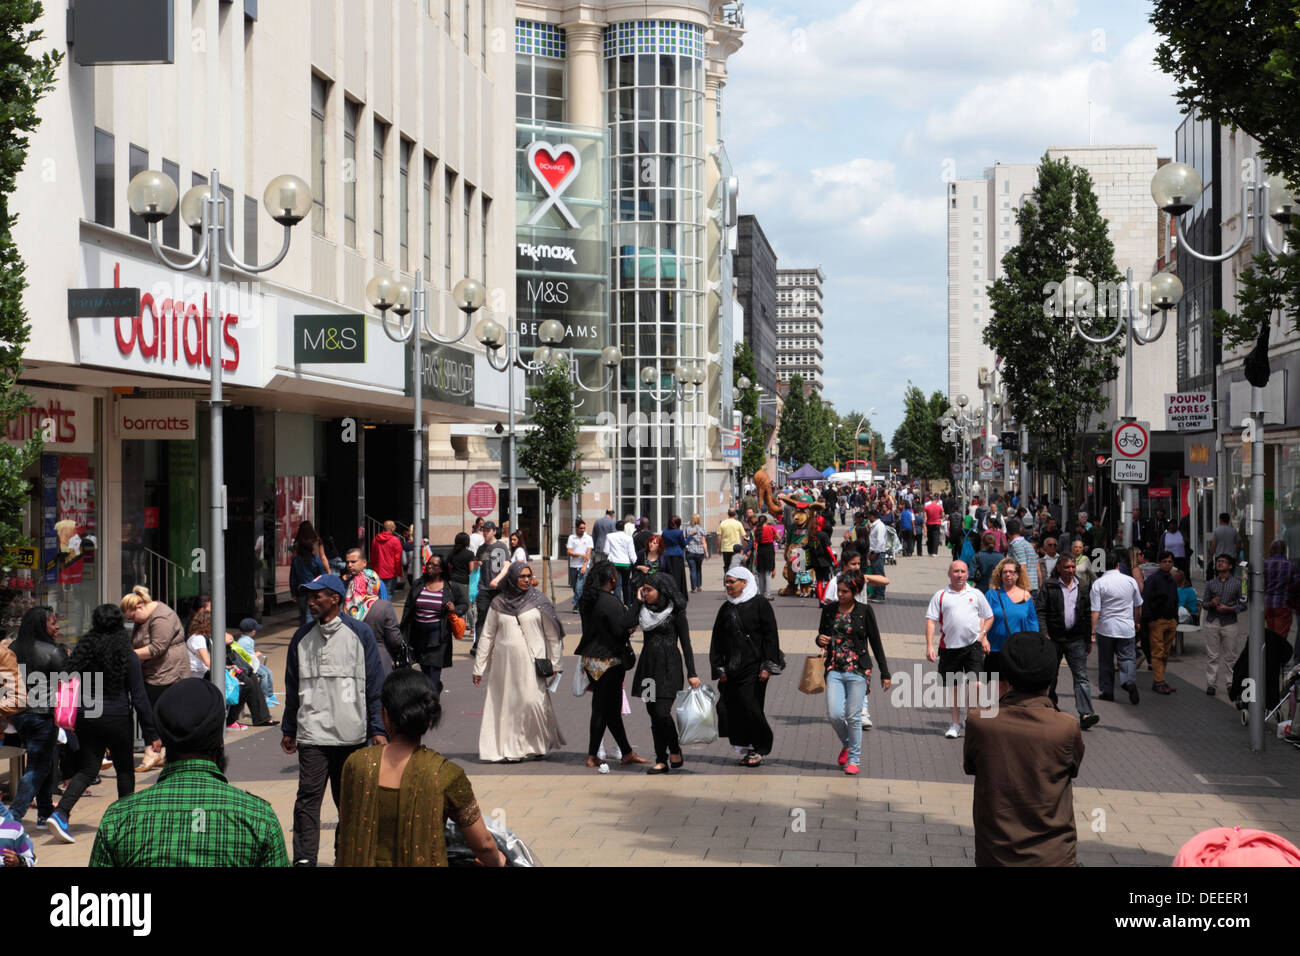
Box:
[116,399,196,440]
[403,341,476,407]
[4,387,96,455]
[722,429,741,463]
[467,481,497,518]
[1148,487,1172,498]
[75,248,264,387]
[1164,391,1213,431]
[68,286,140,317]
[1112,420,1151,484]
[293,315,365,364]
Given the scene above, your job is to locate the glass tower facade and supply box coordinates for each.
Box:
[513,17,710,528]
[604,20,708,526]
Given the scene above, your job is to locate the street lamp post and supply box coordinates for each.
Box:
[852,408,877,479]
[127,167,311,703]
[472,315,620,539]
[641,361,707,521]
[940,395,982,517]
[1066,268,1182,553]
[365,271,479,563]
[1152,156,1295,751]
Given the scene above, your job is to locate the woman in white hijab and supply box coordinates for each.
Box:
[709,567,782,767]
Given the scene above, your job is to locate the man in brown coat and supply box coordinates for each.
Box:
[964,630,1085,866]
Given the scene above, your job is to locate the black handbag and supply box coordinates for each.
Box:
[619,642,636,671]
[534,657,554,678]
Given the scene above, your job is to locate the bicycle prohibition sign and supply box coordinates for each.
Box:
[1113,421,1150,458]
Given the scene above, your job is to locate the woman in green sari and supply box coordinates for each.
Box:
[337,669,504,867]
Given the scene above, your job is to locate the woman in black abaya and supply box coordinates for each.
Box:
[709,567,782,767]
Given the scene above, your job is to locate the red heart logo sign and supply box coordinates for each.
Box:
[532,149,575,191]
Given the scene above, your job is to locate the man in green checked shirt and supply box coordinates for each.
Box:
[90,679,288,867]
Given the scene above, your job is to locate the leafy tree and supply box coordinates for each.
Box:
[891,385,954,479]
[518,358,586,598]
[777,374,810,465]
[1152,2,1300,351]
[732,342,766,476]
[806,391,834,468]
[0,1,60,558]
[984,155,1123,518]
[1152,0,1300,179]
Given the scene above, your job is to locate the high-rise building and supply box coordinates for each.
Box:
[945,163,1036,403]
[509,2,745,529]
[1045,146,1168,426]
[736,214,777,404]
[774,267,824,390]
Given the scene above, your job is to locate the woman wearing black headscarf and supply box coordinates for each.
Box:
[574,560,650,769]
[471,562,565,762]
[628,574,700,774]
[710,567,782,767]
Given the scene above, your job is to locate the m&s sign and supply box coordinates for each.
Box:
[294,315,365,364]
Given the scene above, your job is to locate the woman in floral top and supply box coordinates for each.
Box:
[815,570,890,775]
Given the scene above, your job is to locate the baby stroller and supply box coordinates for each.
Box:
[1230,629,1294,726]
[882,526,904,565]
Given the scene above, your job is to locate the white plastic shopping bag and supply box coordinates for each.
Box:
[671,684,719,746]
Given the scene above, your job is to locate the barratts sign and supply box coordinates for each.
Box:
[1165,392,1213,431]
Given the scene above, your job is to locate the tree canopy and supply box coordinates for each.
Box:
[983,154,1123,498]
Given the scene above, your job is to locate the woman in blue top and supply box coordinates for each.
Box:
[986,556,1039,691]
[661,516,689,605]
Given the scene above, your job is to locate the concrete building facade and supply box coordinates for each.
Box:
[774,266,824,390]
[9,0,519,635]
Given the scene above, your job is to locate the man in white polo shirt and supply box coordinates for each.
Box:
[1090,548,1144,706]
[925,561,994,739]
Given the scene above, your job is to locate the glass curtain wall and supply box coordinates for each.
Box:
[604,20,707,528]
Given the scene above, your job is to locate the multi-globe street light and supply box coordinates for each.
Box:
[940,394,982,516]
[1063,267,1182,552]
[470,314,619,538]
[365,271,479,560]
[1152,155,1296,750]
[126,166,311,703]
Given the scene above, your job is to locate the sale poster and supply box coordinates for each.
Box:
[56,455,95,585]
[274,475,315,594]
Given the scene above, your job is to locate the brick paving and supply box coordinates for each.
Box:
[24,550,1300,866]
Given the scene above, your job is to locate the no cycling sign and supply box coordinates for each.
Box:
[1112,420,1150,484]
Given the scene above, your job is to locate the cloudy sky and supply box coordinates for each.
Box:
[723,0,1180,446]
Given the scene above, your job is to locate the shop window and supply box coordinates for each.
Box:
[311,74,328,235]
[162,159,180,248]
[374,118,388,260]
[94,128,114,227]
[128,144,148,238]
[344,99,359,248]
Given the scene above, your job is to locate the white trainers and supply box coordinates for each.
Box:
[944,722,961,739]
[861,714,873,729]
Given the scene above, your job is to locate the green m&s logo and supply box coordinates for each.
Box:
[294,315,366,364]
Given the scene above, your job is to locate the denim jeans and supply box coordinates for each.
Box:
[686,552,704,590]
[1050,639,1094,717]
[1096,634,1136,697]
[869,553,886,597]
[825,670,867,766]
[9,712,57,822]
[571,568,587,607]
[257,666,275,699]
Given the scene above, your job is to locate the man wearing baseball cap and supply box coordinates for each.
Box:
[282,574,388,866]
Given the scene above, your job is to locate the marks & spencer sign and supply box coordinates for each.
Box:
[294,315,365,364]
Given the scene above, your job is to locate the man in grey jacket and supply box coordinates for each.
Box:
[281,574,387,866]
